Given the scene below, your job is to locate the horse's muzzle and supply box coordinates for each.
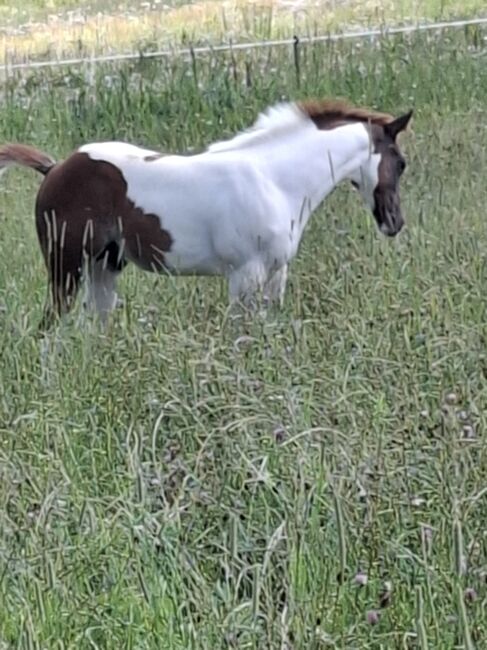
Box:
[379,216,404,237]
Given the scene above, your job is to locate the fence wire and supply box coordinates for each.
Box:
[1,16,487,73]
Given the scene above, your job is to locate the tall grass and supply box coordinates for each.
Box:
[0,28,486,648]
[1,0,486,66]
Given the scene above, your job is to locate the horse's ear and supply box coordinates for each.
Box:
[384,110,413,140]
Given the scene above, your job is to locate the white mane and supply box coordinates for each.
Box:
[207,102,313,154]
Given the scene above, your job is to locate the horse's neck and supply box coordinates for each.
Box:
[250,122,371,219]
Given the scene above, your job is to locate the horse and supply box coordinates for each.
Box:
[0,98,412,329]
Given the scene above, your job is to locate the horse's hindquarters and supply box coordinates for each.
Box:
[34,153,169,318]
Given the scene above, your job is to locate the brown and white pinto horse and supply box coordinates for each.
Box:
[0,98,412,329]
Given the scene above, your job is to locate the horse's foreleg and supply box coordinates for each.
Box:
[263,264,288,308]
[227,260,268,309]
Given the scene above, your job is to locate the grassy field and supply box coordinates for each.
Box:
[1,24,487,649]
[1,0,486,66]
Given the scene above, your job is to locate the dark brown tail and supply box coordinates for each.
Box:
[0,143,55,176]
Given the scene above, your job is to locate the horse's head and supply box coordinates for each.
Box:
[301,100,413,237]
[351,111,413,237]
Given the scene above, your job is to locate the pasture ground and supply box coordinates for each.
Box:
[1,21,487,649]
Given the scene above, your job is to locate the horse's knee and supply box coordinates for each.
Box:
[228,260,268,307]
[264,264,288,307]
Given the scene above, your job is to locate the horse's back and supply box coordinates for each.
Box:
[78,141,163,165]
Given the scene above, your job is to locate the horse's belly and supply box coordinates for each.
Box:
[159,241,225,276]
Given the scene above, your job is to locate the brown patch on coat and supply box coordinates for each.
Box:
[0,143,55,175]
[35,152,172,327]
[299,98,393,131]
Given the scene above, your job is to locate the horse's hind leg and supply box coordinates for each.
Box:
[38,254,83,332]
[36,211,85,331]
[83,248,123,323]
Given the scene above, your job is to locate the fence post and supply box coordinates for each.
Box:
[293,35,300,88]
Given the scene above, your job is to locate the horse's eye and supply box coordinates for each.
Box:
[397,158,406,174]
[351,180,359,189]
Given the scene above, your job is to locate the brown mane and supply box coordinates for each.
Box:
[299,99,393,130]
